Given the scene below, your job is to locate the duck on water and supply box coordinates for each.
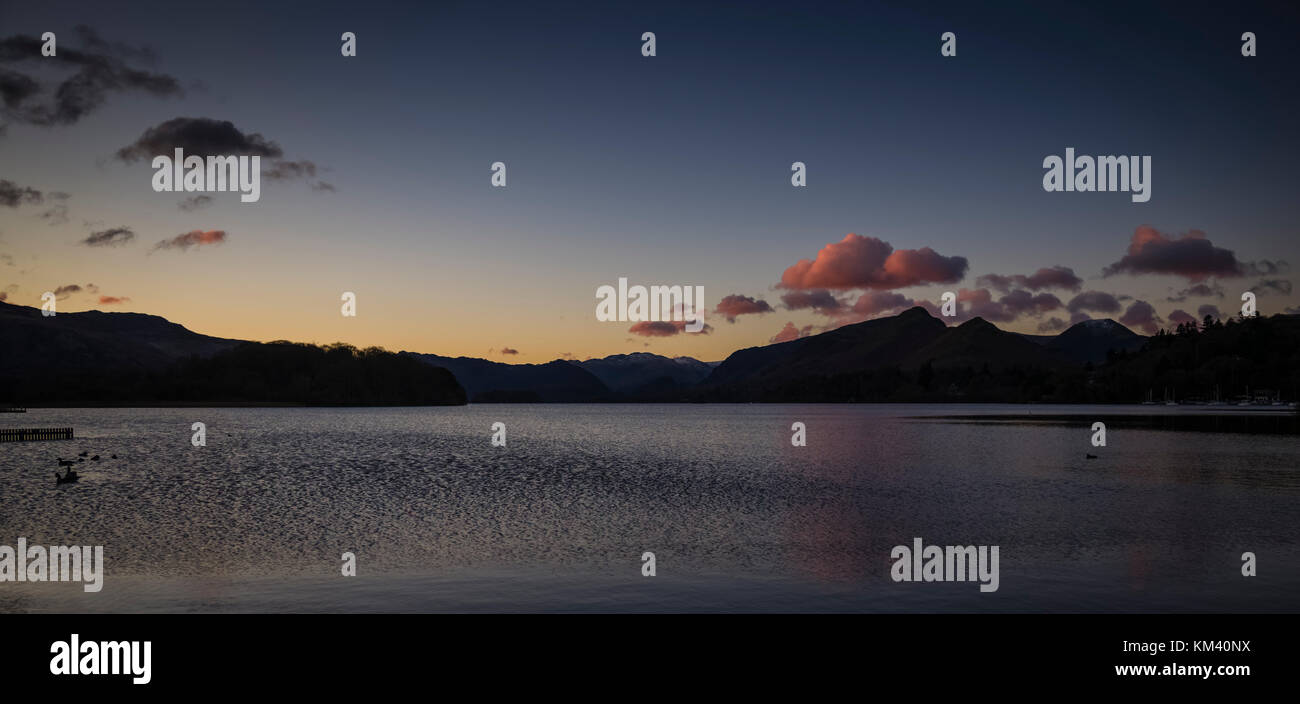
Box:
[53,451,116,484]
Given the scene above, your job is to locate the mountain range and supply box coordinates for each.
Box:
[0,300,1184,405]
[0,301,464,406]
[0,299,238,374]
[1016,318,1146,365]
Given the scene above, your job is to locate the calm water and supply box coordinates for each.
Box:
[1,404,1297,613]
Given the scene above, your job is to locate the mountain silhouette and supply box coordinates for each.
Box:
[573,353,717,394]
[1043,318,1146,364]
[698,307,1074,401]
[0,301,465,405]
[0,300,239,373]
[407,354,611,403]
[7,299,1288,405]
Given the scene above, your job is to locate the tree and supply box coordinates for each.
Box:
[918,359,934,390]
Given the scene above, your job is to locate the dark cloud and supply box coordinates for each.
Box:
[153,229,226,251]
[1103,226,1259,281]
[40,204,69,224]
[0,68,41,110]
[116,117,332,190]
[998,289,1063,317]
[1168,309,1196,327]
[80,226,134,247]
[1167,282,1223,302]
[977,266,1083,293]
[917,288,1062,325]
[847,290,915,318]
[714,294,773,322]
[0,32,182,127]
[74,25,157,65]
[1197,304,1222,320]
[1037,317,1069,333]
[956,289,1034,323]
[52,283,81,300]
[0,178,42,207]
[780,289,843,311]
[263,159,318,181]
[178,195,213,212]
[97,295,130,305]
[779,233,967,290]
[499,347,519,356]
[1250,279,1292,296]
[0,181,67,222]
[116,117,282,162]
[1247,259,1287,276]
[1067,290,1122,314]
[1119,300,1162,335]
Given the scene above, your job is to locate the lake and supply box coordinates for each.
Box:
[1,404,1296,612]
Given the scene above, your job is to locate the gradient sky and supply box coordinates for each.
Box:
[2,0,1297,362]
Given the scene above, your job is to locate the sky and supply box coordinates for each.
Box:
[2,0,1297,362]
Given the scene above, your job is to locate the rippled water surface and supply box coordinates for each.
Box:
[1,404,1296,612]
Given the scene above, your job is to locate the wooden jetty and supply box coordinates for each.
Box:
[0,407,26,413]
[0,427,74,442]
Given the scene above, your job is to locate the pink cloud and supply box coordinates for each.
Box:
[714,294,773,322]
[1103,226,1256,282]
[769,321,812,343]
[628,320,713,337]
[779,234,967,291]
[154,229,227,251]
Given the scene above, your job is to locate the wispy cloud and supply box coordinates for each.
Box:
[80,226,135,247]
[153,229,226,251]
[0,31,182,127]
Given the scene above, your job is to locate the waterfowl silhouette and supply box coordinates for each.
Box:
[55,469,79,484]
[56,458,76,467]
[1085,453,1098,459]
[90,455,100,461]
[78,451,88,457]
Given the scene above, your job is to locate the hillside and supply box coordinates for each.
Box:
[573,353,716,394]
[0,302,466,406]
[407,354,611,403]
[6,298,1285,406]
[0,300,239,373]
